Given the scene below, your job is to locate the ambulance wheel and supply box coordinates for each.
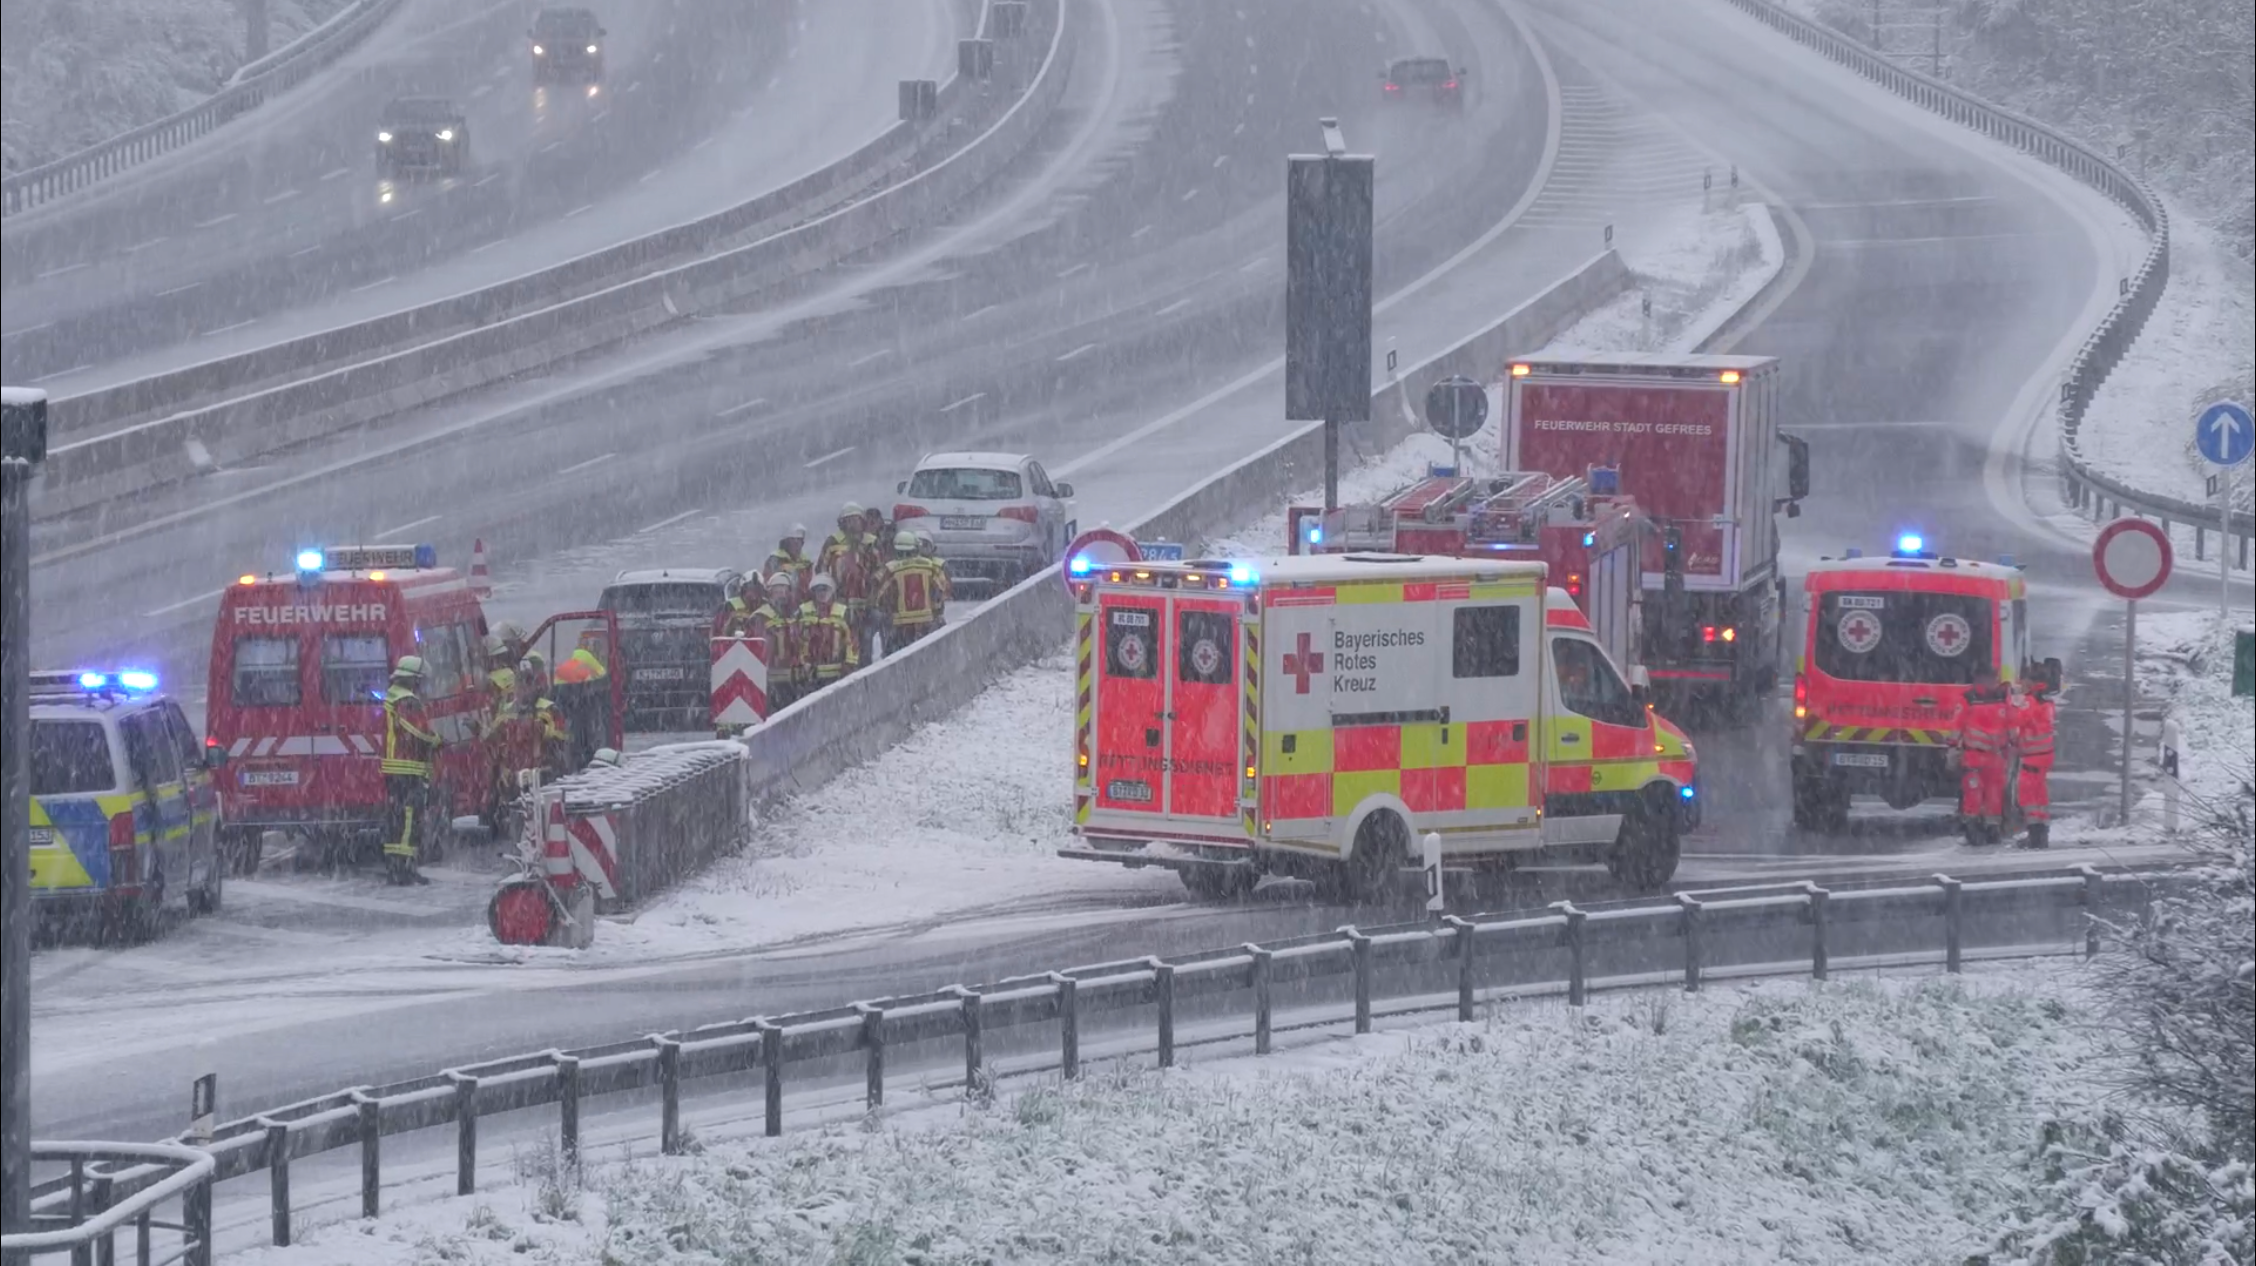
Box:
[1180,866,1257,902]
[1613,793,1681,891]
[1335,812,1409,905]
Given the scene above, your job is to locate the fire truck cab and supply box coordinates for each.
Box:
[1790,535,2061,831]
[1061,553,1698,902]
[206,544,625,869]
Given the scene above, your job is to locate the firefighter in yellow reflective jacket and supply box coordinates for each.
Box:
[382,656,441,885]
[480,636,518,829]
[512,664,573,781]
[796,573,859,687]
[874,530,951,651]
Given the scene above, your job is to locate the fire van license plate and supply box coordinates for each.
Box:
[635,668,687,681]
[941,516,985,530]
[1830,752,1890,769]
[240,769,300,787]
[1105,779,1153,803]
[27,828,54,847]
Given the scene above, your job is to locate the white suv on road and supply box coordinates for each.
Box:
[892,452,1076,589]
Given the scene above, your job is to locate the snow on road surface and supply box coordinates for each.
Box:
[237,961,2110,1264]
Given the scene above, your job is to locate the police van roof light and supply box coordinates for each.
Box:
[118,671,158,691]
[77,671,106,689]
[1895,533,1924,556]
[1068,554,1093,576]
[413,543,439,569]
[296,548,325,572]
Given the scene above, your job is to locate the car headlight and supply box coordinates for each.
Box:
[436,129,456,142]
[585,43,598,54]
[377,130,393,143]
[532,43,544,54]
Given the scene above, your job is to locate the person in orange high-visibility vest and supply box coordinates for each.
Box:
[771,524,814,607]
[874,530,950,651]
[1955,666,2012,844]
[2008,674,2056,849]
[795,573,859,687]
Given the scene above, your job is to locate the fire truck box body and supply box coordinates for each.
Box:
[1064,554,1697,883]
[1504,353,1799,710]
[1792,551,2031,819]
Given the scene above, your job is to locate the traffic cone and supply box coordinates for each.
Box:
[469,538,493,597]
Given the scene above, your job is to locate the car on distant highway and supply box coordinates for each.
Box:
[1379,57,1465,111]
[891,452,1077,591]
[597,568,745,730]
[530,7,607,84]
[376,97,470,177]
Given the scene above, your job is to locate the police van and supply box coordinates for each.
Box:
[1060,553,1698,900]
[29,670,224,935]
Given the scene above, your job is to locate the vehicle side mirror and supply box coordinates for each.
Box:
[1629,664,1651,706]
[1782,431,1811,500]
[1456,66,1468,76]
[1056,482,1075,498]
[896,480,908,493]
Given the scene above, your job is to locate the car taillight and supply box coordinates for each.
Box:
[1443,79,1459,89]
[109,813,138,882]
[1566,573,1582,599]
[998,506,1040,524]
[1793,674,1808,720]
[893,503,929,521]
[1383,83,1400,92]
[1701,625,1717,643]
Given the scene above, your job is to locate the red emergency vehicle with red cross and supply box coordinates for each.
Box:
[1059,553,1698,901]
[1791,534,2060,833]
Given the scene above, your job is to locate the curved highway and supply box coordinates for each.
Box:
[0,0,962,393]
[21,0,2190,1181]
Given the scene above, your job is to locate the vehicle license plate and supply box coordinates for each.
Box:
[1830,752,1890,769]
[240,769,301,787]
[635,667,688,681]
[28,828,55,847]
[942,516,986,530]
[1105,780,1154,803]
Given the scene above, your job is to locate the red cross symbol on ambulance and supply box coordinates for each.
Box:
[1932,620,1965,651]
[1283,632,1324,694]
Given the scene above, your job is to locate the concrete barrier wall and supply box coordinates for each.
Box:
[35,0,1068,516]
[735,250,1632,806]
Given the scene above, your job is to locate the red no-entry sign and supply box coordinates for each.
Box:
[2093,517,2173,600]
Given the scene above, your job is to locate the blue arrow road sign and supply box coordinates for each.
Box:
[2194,400,2254,467]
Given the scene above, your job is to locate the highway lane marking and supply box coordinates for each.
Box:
[1057,262,1089,278]
[1180,187,1200,202]
[804,446,856,469]
[1153,298,1191,317]
[1238,256,1265,273]
[200,319,258,338]
[288,244,321,259]
[35,262,88,280]
[940,392,986,413]
[1800,194,1999,210]
[390,208,423,221]
[715,397,769,417]
[1056,342,1099,363]
[556,452,615,476]
[1212,154,1227,168]
[263,188,301,205]
[639,169,661,184]
[540,141,564,154]
[320,167,352,182]
[350,276,398,293]
[636,508,702,534]
[693,135,714,151]
[1130,224,1152,239]
[1825,232,2034,247]
[472,83,495,99]
[469,239,506,254]
[627,81,643,94]
[28,363,90,383]
[144,587,228,618]
[962,304,998,321]
[192,212,238,229]
[564,203,595,218]
[846,348,892,368]
[155,282,201,298]
[122,236,169,254]
[474,172,500,187]
[374,513,444,540]
[6,322,54,336]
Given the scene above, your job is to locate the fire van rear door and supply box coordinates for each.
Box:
[1166,596,1241,819]
[1093,592,1166,813]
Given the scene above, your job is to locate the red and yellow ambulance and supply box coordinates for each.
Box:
[1060,553,1697,899]
[1791,535,2059,831]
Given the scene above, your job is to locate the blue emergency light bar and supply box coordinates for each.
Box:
[1895,533,1924,556]
[1068,555,1093,576]
[1227,563,1256,586]
[293,543,439,576]
[295,548,325,573]
[72,670,158,692]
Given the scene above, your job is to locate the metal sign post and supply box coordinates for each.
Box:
[1,387,49,1234]
[1286,120,1374,512]
[2093,518,2174,824]
[2194,400,2253,618]
[1423,376,1488,475]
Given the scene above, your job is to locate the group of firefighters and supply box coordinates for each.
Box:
[378,630,614,884]
[1954,664,2056,849]
[714,504,952,717]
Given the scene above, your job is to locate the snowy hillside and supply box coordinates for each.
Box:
[0,0,350,173]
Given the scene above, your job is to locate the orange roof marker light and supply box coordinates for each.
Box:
[238,574,257,586]
[1510,363,1531,377]
[1718,370,1742,384]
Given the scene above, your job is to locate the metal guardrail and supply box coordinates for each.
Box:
[34,0,1062,520]
[0,1142,214,1265]
[38,868,2128,1251]
[1,0,409,218]
[1723,0,2251,570]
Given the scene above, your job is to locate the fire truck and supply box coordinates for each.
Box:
[1058,552,1699,901]
[206,544,625,869]
[1791,534,2060,832]
[1288,466,1649,680]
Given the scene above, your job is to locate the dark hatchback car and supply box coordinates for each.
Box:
[1380,57,1465,110]
[598,568,743,730]
[376,97,469,176]
[531,8,607,84]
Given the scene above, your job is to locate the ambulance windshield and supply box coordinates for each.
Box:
[30,719,115,795]
[1814,591,1993,685]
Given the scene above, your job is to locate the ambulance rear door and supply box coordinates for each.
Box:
[1164,593,1243,822]
[1090,588,1167,816]
[1087,587,1244,829]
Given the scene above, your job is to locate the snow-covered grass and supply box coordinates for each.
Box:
[0,0,351,173]
[238,961,2118,1265]
[2136,609,2256,818]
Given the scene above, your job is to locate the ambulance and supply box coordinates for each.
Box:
[206,544,625,868]
[1060,553,1698,900]
[1790,535,2061,831]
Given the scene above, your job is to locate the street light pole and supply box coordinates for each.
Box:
[2,386,49,1234]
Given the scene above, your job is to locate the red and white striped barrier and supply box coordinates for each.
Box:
[469,537,494,598]
[710,635,769,728]
[543,798,620,901]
